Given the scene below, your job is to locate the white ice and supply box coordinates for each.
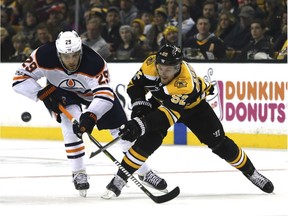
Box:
[0,139,287,216]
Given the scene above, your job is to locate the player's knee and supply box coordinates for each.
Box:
[134,130,166,156]
[210,136,239,161]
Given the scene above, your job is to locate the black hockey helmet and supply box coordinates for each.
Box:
[156,44,183,66]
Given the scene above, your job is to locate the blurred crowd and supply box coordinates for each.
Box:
[1,0,287,62]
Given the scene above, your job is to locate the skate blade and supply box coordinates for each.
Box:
[79,190,87,197]
[101,190,117,199]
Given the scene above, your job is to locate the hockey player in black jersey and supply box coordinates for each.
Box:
[12,30,167,197]
[103,44,274,198]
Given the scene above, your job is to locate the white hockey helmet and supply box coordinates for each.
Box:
[55,30,82,73]
[56,30,82,54]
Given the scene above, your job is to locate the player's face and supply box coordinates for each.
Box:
[59,51,81,71]
[156,64,179,85]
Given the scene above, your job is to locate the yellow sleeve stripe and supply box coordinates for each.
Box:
[129,148,147,161]
[123,156,141,169]
[158,105,180,126]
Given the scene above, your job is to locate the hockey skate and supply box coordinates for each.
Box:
[244,169,274,193]
[73,170,90,197]
[102,175,127,199]
[138,170,168,193]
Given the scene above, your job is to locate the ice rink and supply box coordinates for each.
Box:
[0,138,287,216]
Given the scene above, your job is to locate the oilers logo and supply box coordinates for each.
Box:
[59,79,86,91]
[204,68,223,120]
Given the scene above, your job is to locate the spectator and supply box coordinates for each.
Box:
[73,0,102,34]
[113,25,147,60]
[0,0,16,25]
[34,0,64,23]
[170,4,195,41]
[130,18,146,46]
[22,11,39,43]
[143,7,168,53]
[159,25,179,46]
[81,17,112,60]
[243,0,266,19]
[166,0,178,21]
[220,0,240,18]
[101,6,122,55]
[134,0,166,13]
[139,10,153,35]
[263,0,283,41]
[45,5,71,40]
[184,0,203,22]
[89,6,107,21]
[183,17,227,60]
[9,32,32,62]
[214,10,241,49]
[238,0,245,9]
[0,27,15,62]
[8,0,37,26]
[119,0,138,25]
[273,10,287,60]
[232,5,255,50]
[56,1,75,26]
[106,0,120,8]
[237,19,274,60]
[1,7,16,37]
[202,0,219,33]
[30,23,52,50]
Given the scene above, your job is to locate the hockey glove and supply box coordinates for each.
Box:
[119,117,148,142]
[37,85,62,113]
[131,99,152,118]
[73,112,97,139]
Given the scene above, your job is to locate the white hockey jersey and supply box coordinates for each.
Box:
[12,42,115,120]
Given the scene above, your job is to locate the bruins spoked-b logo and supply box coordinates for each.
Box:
[174,79,188,88]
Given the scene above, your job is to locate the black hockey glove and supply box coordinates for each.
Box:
[37,85,62,113]
[119,117,149,142]
[73,112,97,139]
[131,99,152,118]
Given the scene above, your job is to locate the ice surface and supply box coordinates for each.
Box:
[0,139,287,216]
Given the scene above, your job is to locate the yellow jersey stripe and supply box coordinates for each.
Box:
[158,105,180,126]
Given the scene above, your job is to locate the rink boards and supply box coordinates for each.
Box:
[0,62,287,149]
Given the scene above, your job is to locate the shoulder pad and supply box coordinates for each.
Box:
[141,55,158,78]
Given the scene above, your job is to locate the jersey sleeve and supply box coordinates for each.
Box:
[12,49,46,101]
[127,56,158,102]
[86,61,115,120]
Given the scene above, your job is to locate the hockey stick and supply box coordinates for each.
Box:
[58,104,180,204]
[89,135,122,158]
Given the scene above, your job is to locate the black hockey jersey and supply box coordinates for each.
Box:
[127,55,213,129]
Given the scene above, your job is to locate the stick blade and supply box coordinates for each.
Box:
[89,151,97,158]
[150,186,180,204]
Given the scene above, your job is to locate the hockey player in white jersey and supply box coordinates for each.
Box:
[12,30,167,197]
